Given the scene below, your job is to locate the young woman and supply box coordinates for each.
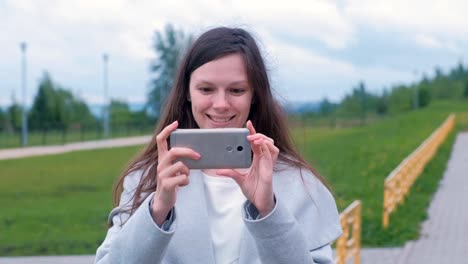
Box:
[95,27,342,264]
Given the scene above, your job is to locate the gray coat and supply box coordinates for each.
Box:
[95,163,342,264]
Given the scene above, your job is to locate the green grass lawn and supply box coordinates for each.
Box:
[0,146,143,255]
[0,100,467,255]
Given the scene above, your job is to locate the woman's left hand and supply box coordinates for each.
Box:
[217,120,279,217]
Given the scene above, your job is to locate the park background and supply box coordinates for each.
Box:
[1,0,468,257]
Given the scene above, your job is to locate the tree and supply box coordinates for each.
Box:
[376,89,389,115]
[358,81,367,123]
[434,66,443,79]
[449,60,465,81]
[387,85,413,114]
[319,98,334,116]
[29,73,60,129]
[148,24,193,116]
[0,107,5,131]
[417,83,431,108]
[29,72,96,130]
[109,99,133,127]
[464,81,468,98]
[7,102,22,132]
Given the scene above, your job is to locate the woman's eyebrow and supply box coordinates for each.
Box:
[228,80,249,86]
[194,80,215,86]
[195,79,249,86]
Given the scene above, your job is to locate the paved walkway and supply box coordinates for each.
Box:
[397,132,468,264]
[0,255,96,264]
[0,133,467,263]
[0,135,152,160]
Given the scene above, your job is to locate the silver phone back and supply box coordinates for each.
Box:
[170,128,251,169]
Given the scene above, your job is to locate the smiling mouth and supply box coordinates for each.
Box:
[207,114,235,123]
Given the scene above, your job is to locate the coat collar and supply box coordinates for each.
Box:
[171,169,216,263]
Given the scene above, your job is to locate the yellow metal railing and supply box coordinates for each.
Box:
[382,114,455,228]
[335,200,361,264]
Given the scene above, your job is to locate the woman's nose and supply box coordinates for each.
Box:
[212,93,230,110]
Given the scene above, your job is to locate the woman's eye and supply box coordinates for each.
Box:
[199,87,213,93]
[230,88,246,95]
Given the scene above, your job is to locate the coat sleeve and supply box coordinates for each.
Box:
[94,171,177,264]
[242,168,342,264]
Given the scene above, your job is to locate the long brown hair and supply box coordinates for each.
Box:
[112,27,329,218]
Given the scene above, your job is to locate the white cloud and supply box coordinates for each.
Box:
[345,0,468,38]
[265,40,357,101]
[413,34,461,53]
[230,0,356,50]
[414,34,444,49]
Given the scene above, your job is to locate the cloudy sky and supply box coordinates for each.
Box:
[1,0,468,107]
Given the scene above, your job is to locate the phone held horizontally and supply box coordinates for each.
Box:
[170,128,252,169]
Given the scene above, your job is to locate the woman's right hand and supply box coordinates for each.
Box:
[151,120,201,226]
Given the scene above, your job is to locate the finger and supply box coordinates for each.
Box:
[159,147,200,167]
[216,169,244,185]
[158,147,200,173]
[250,138,263,156]
[261,140,273,162]
[246,120,256,135]
[247,133,274,144]
[158,161,190,180]
[263,140,279,160]
[156,121,178,157]
[160,174,190,192]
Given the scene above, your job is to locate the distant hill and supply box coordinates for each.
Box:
[282,101,321,114]
[89,102,146,118]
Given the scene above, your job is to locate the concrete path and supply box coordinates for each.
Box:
[0,135,152,160]
[334,248,402,264]
[397,132,468,263]
[0,255,95,264]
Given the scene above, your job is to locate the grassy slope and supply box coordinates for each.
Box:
[294,100,468,246]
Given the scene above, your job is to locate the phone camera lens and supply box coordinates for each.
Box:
[226,145,234,152]
[237,146,243,152]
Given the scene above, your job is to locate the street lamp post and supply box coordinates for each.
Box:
[103,53,110,138]
[20,42,28,146]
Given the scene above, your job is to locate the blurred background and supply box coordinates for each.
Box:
[1,0,468,259]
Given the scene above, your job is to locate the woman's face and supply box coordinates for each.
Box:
[189,53,253,129]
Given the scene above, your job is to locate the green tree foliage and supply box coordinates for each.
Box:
[417,85,431,108]
[0,107,5,131]
[148,24,193,116]
[448,61,465,81]
[464,81,468,98]
[7,102,22,132]
[109,99,153,132]
[29,72,95,130]
[109,99,133,127]
[319,98,335,116]
[387,85,413,114]
[309,61,468,120]
[336,81,380,118]
[375,89,389,115]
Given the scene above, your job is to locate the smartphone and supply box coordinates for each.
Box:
[170,128,252,169]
